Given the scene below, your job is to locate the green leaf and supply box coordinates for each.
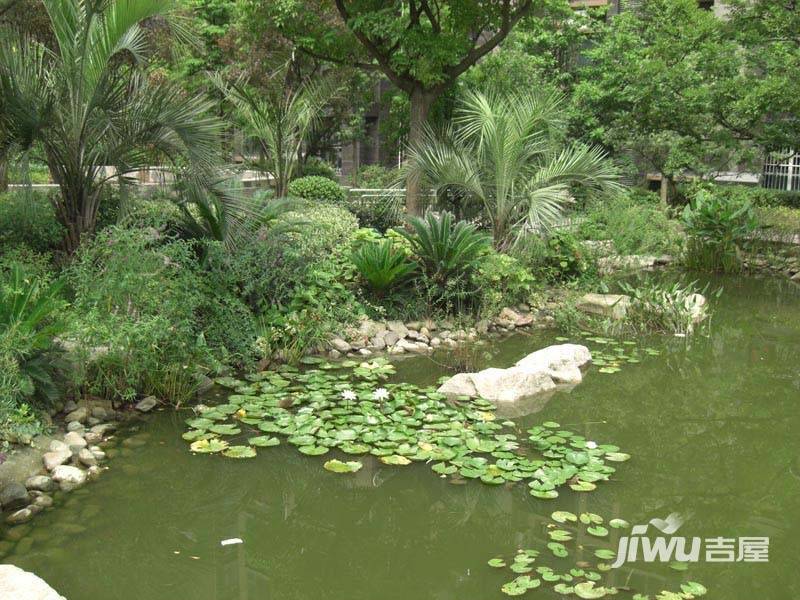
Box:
[298,445,329,456]
[680,582,707,596]
[248,436,280,447]
[189,438,228,453]
[594,549,616,560]
[222,445,256,459]
[323,459,363,473]
[551,511,578,523]
[587,525,609,537]
[487,558,506,568]
[380,454,411,466]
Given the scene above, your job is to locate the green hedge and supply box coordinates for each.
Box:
[287,176,346,204]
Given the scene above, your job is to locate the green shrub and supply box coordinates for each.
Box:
[617,277,716,335]
[351,239,417,298]
[349,164,400,189]
[66,227,211,403]
[514,229,597,284]
[287,176,346,204]
[346,193,404,231]
[681,188,757,272]
[0,263,67,420]
[754,206,800,238]
[470,250,534,317]
[0,190,65,253]
[577,190,683,255]
[297,157,338,181]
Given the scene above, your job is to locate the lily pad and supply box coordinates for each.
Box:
[380,454,411,466]
[248,435,280,447]
[190,438,228,453]
[222,446,256,459]
[551,511,578,523]
[323,459,363,473]
[487,558,506,568]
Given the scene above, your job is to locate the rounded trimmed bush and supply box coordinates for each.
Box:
[287,176,346,204]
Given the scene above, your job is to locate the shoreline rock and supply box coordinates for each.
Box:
[437,343,592,403]
[0,565,66,600]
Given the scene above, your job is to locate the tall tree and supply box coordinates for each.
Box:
[253,0,535,213]
[0,0,224,252]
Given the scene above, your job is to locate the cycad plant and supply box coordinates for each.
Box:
[0,0,224,253]
[213,72,331,198]
[402,211,491,284]
[0,264,66,403]
[405,90,622,249]
[351,239,417,298]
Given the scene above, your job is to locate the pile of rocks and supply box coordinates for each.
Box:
[325,306,552,359]
[0,396,158,530]
[744,251,800,282]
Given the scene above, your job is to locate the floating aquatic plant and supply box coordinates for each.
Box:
[183,358,627,499]
[488,510,706,599]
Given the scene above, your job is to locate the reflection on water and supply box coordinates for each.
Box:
[3,274,799,600]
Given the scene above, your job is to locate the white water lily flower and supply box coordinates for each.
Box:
[585,441,598,450]
[372,388,390,401]
[341,390,357,401]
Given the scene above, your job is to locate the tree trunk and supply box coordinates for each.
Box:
[0,155,7,193]
[406,87,437,216]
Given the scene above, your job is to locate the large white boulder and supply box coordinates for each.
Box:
[0,565,66,600]
[437,344,592,402]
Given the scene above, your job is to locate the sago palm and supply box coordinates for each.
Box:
[0,0,224,253]
[405,90,623,249]
[212,72,331,198]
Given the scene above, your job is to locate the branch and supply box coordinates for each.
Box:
[297,45,380,71]
[334,0,414,93]
[444,0,534,81]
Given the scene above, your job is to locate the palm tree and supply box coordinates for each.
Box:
[212,72,331,198]
[405,89,623,249]
[0,0,224,253]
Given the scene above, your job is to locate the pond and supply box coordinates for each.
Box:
[2,274,799,600]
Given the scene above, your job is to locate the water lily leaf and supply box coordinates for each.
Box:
[554,583,574,595]
[594,549,616,560]
[570,480,597,492]
[487,558,506,568]
[298,445,329,456]
[510,563,533,574]
[574,582,610,599]
[182,429,209,441]
[680,582,707,596]
[605,452,630,462]
[223,446,256,459]
[323,459,363,473]
[609,518,630,529]
[669,561,689,571]
[190,438,228,453]
[530,489,559,499]
[587,525,609,537]
[248,436,280,447]
[551,511,578,523]
[380,454,411,466]
[208,424,241,436]
[547,542,569,558]
[542,421,560,428]
[549,530,573,542]
[186,418,214,430]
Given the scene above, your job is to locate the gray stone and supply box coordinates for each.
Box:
[499,307,533,327]
[89,447,106,461]
[684,293,708,325]
[383,331,400,346]
[89,423,117,436]
[86,465,102,480]
[407,330,420,340]
[77,448,98,467]
[64,406,88,424]
[0,565,66,600]
[328,349,342,359]
[330,338,352,353]
[576,293,631,320]
[396,339,429,354]
[63,400,78,413]
[369,335,386,350]
[386,320,409,338]
[405,321,423,331]
[51,465,87,491]
[0,483,30,511]
[63,431,87,450]
[42,450,71,471]
[25,476,54,493]
[470,367,556,402]
[66,421,84,433]
[5,508,33,526]
[437,373,478,398]
[49,440,69,453]
[134,396,158,413]
[430,337,442,347]
[32,495,53,510]
[83,431,103,444]
[90,406,108,420]
[357,348,372,356]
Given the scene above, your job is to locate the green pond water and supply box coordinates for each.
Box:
[2,274,799,600]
